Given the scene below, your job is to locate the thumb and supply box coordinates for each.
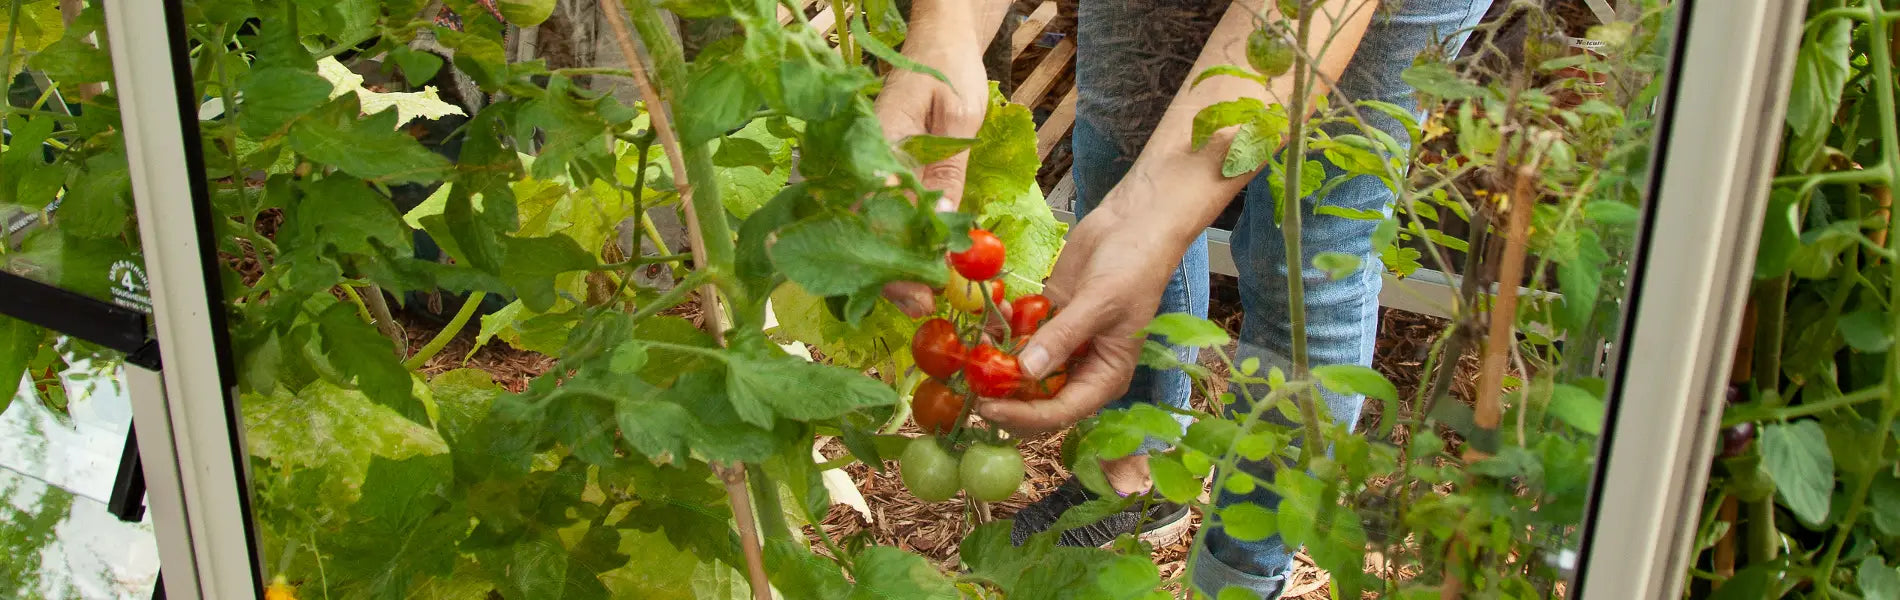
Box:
[1016,294,1108,379]
[920,151,969,212]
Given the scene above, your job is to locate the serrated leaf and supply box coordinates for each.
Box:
[324,455,466,600]
[963,91,1039,207]
[237,67,335,138]
[725,352,897,427]
[1584,201,1640,225]
[1310,364,1396,402]
[849,546,958,600]
[770,216,947,296]
[681,38,763,145]
[1219,503,1277,542]
[290,95,453,184]
[1761,421,1834,526]
[242,381,446,501]
[1312,252,1360,280]
[1141,313,1230,348]
[316,302,424,420]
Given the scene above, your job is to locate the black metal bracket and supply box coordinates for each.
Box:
[108,427,147,522]
[0,270,160,370]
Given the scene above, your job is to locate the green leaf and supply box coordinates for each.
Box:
[0,316,43,416]
[501,235,600,313]
[518,77,638,182]
[770,216,947,296]
[1401,62,1484,100]
[58,154,133,239]
[1147,454,1199,504]
[0,0,66,74]
[1838,308,1891,352]
[1547,383,1605,435]
[242,381,447,502]
[388,46,446,87]
[848,546,958,600]
[1584,201,1640,226]
[1755,189,1800,278]
[963,91,1040,208]
[429,368,503,446]
[776,32,874,122]
[316,302,425,421]
[724,352,898,427]
[1218,503,1277,542]
[1870,472,1900,536]
[27,7,111,83]
[236,67,335,138]
[1222,119,1284,178]
[681,38,764,145]
[324,455,466,600]
[1191,98,1265,150]
[1192,65,1267,88]
[1141,313,1230,348]
[1760,420,1834,526]
[1047,495,1137,535]
[1708,565,1775,600]
[850,15,947,85]
[898,134,978,165]
[1314,205,1384,220]
[290,94,453,185]
[1312,252,1360,280]
[495,527,621,600]
[1858,557,1900,600]
[1785,19,1852,168]
[982,184,1067,291]
[1311,364,1397,403]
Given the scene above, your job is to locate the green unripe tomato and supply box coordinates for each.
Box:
[960,444,1026,502]
[900,437,962,502]
[1247,29,1296,77]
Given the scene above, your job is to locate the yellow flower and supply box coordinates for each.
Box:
[265,576,297,600]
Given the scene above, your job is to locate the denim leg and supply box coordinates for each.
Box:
[1192,1,1493,598]
[1073,0,1224,453]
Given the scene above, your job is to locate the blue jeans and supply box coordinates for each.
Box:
[1071,1,1491,597]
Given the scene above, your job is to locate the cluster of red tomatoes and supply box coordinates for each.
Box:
[896,229,1073,503]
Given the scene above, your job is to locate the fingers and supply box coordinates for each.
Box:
[921,153,969,212]
[977,355,1132,435]
[1016,291,1114,379]
[881,281,937,318]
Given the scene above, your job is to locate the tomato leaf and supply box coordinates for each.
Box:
[0,315,44,418]
[847,546,958,600]
[1546,383,1605,435]
[1857,557,1900,600]
[323,455,467,600]
[771,216,947,296]
[1785,19,1852,168]
[849,15,947,86]
[1149,454,1202,505]
[1218,503,1278,542]
[1141,313,1231,348]
[1191,98,1265,150]
[725,352,898,427]
[1761,420,1835,526]
[1401,62,1485,100]
[898,134,978,165]
[1837,308,1892,352]
[315,303,425,421]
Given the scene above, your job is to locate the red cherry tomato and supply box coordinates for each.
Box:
[911,379,965,434]
[1016,371,1068,400]
[1008,295,1054,338]
[966,344,1024,398]
[911,318,968,379]
[949,229,1006,281]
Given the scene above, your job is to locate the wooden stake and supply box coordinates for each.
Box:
[1468,165,1535,461]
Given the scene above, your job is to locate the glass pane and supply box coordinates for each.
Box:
[177,0,1683,598]
[4,2,163,598]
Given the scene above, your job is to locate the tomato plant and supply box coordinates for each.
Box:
[1007,294,1053,339]
[945,270,1005,314]
[910,317,968,380]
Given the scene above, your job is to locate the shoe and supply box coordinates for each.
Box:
[1008,477,1192,547]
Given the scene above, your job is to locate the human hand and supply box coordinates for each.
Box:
[875,21,991,317]
[975,202,1192,435]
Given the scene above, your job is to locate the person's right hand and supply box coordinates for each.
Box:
[874,20,991,318]
[975,200,1193,435]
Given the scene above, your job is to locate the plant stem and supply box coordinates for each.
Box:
[605,0,737,340]
[403,291,486,370]
[714,463,775,600]
[1423,210,1490,419]
[1470,163,1536,458]
[1279,0,1325,467]
[360,284,407,349]
[1815,7,1900,596]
